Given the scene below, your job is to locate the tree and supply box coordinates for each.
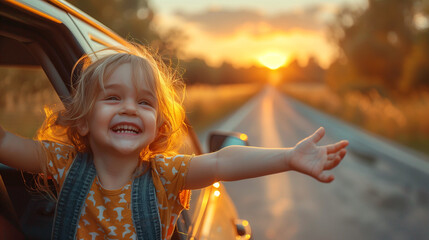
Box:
[328,0,416,90]
[399,0,429,90]
[70,0,184,58]
[72,0,156,42]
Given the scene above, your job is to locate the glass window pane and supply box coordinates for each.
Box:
[0,66,62,138]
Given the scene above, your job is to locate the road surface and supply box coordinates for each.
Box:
[198,86,429,240]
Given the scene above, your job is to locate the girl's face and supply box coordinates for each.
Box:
[82,62,158,157]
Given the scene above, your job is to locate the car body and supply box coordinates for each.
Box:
[0,1,251,239]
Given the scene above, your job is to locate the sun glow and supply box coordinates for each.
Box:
[258,52,288,70]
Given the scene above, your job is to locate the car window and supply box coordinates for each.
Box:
[72,19,113,51]
[0,34,63,239]
[0,64,62,138]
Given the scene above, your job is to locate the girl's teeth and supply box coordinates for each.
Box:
[117,129,137,133]
[116,130,133,134]
[113,125,140,133]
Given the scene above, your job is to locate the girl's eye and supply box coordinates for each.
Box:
[138,100,151,106]
[106,96,120,101]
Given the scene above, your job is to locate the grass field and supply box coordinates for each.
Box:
[281,83,429,156]
[184,84,261,132]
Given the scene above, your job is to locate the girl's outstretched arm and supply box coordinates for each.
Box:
[0,126,44,173]
[184,127,348,190]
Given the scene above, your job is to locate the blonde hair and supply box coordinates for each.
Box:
[36,43,187,194]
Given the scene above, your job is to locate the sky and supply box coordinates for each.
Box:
[150,0,367,69]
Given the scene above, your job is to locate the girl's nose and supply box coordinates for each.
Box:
[119,100,137,115]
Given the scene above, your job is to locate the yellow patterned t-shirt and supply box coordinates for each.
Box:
[42,141,192,240]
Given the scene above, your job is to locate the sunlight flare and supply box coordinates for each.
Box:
[258,52,288,70]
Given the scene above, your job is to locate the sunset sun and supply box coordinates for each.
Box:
[258,52,289,70]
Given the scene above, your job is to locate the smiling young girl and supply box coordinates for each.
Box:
[0,43,348,240]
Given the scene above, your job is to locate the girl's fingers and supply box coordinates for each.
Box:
[327,153,337,161]
[324,154,341,170]
[326,140,349,154]
[325,149,347,170]
[339,149,347,159]
[309,127,325,144]
[318,173,334,183]
[317,142,348,183]
[327,149,347,160]
[327,153,337,160]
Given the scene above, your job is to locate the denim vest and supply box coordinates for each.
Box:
[51,152,161,240]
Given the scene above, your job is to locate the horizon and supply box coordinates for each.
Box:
[151,0,367,69]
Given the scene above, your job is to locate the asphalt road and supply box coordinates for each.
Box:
[198,85,429,240]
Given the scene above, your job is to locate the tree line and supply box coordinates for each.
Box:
[327,0,429,94]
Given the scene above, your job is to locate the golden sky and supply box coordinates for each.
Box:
[152,0,366,69]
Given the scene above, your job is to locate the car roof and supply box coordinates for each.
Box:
[0,0,126,97]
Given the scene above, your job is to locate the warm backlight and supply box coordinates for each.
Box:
[239,133,248,141]
[258,52,288,70]
[214,190,221,197]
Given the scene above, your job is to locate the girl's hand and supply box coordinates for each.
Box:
[289,127,348,183]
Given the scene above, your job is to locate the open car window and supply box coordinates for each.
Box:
[0,36,62,138]
[0,65,62,138]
